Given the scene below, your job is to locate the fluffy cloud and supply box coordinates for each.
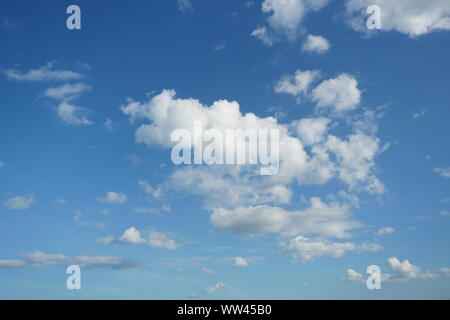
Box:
[312,74,361,112]
[374,227,395,235]
[4,195,35,210]
[57,102,94,126]
[233,256,249,267]
[0,161,5,168]
[4,63,83,81]
[97,191,127,204]
[275,70,320,99]
[44,82,90,101]
[122,88,386,261]
[343,267,393,283]
[260,0,329,41]
[0,251,139,270]
[211,197,360,239]
[275,71,362,114]
[295,117,330,145]
[302,35,330,54]
[280,236,382,262]
[119,227,145,244]
[346,0,450,37]
[388,257,438,280]
[345,257,442,284]
[434,167,450,178]
[205,281,226,294]
[98,227,180,250]
[121,89,281,148]
[122,89,384,198]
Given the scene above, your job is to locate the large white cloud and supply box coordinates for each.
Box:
[122,87,386,261]
[295,117,330,146]
[44,82,90,101]
[98,227,180,250]
[122,88,384,197]
[388,257,438,280]
[275,69,320,100]
[275,71,361,113]
[344,257,443,284]
[346,0,450,37]
[233,256,249,267]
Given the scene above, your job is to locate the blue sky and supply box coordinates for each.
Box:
[1,0,450,299]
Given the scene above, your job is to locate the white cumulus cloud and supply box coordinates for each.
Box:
[302,34,330,54]
[312,74,361,112]
[233,256,249,267]
[4,63,84,81]
[346,0,450,37]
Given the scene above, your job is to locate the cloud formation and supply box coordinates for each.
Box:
[0,251,139,270]
[346,0,450,37]
[4,195,35,210]
[259,0,329,41]
[4,63,83,81]
[98,227,180,250]
[302,35,330,54]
